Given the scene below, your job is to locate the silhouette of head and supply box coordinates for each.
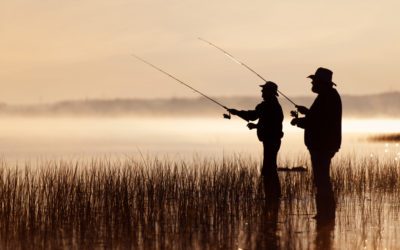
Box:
[308,67,336,93]
[260,81,278,100]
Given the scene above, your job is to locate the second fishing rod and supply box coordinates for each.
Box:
[198,37,298,107]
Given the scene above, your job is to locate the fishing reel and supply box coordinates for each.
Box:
[223,112,231,119]
[290,110,298,118]
[290,110,299,126]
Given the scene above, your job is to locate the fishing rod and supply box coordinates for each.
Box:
[198,37,298,107]
[131,54,232,119]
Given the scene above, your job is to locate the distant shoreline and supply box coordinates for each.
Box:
[368,133,400,142]
[0,91,399,118]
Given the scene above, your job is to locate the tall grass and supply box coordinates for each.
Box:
[0,155,399,249]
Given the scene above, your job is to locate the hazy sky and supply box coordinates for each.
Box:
[1,0,400,104]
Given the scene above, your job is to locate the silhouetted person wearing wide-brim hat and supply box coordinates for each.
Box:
[291,67,342,220]
[228,81,284,199]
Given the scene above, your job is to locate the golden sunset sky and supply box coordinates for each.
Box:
[1,0,399,104]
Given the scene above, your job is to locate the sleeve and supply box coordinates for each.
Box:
[234,103,262,121]
[235,109,259,121]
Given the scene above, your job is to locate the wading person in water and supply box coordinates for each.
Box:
[291,67,342,220]
[228,81,284,199]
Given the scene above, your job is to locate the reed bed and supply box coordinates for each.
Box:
[0,155,399,249]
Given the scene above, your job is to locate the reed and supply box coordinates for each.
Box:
[0,155,399,249]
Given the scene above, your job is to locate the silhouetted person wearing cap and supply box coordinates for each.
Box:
[228,81,284,199]
[291,67,342,220]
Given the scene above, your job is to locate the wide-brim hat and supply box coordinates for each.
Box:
[308,67,336,86]
[259,81,279,96]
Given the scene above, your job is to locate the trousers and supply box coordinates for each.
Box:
[262,141,281,198]
[310,150,336,219]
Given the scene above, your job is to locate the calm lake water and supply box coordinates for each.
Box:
[0,116,399,164]
[1,116,400,249]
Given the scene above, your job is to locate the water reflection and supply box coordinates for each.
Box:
[315,216,335,250]
[256,199,280,250]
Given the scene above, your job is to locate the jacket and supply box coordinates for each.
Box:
[236,97,284,142]
[296,88,342,151]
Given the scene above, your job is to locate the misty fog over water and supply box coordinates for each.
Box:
[1,91,400,118]
[0,116,399,165]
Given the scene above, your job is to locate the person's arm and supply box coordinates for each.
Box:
[247,122,257,130]
[291,105,308,129]
[291,117,306,129]
[227,108,258,122]
[295,105,309,115]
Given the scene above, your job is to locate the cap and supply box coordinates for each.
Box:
[259,81,279,96]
